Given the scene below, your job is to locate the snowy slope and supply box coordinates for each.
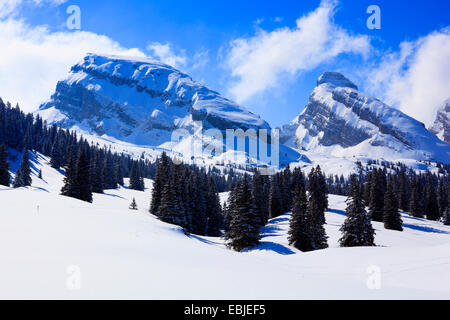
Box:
[281,72,450,164]
[1,153,450,299]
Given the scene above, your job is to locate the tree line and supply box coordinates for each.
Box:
[0,97,154,199]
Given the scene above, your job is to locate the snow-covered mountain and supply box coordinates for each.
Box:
[38,53,302,168]
[39,53,270,144]
[429,99,450,144]
[281,72,450,164]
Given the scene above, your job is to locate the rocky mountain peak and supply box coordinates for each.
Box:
[429,99,450,144]
[316,72,358,90]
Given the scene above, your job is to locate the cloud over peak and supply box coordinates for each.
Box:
[224,0,371,103]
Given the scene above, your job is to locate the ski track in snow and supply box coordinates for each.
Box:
[0,152,450,299]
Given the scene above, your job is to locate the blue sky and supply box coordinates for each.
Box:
[1,0,449,127]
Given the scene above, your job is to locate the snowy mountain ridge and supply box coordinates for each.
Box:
[281,72,450,164]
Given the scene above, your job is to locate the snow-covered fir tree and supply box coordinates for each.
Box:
[0,144,10,186]
[13,148,32,188]
[443,186,450,226]
[269,174,282,218]
[425,172,440,221]
[129,198,138,210]
[307,167,329,250]
[383,178,403,231]
[409,176,424,218]
[288,184,315,252]
[225,176,260,252]
[339,175,376,247]
[369,168,386,222]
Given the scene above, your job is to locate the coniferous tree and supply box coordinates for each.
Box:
[269,175,282,218]
[443,186,450,226]
[252,170,268,227]
[307,166,328,225]
[225,177,260,252]
[0,144,10,186]
[437,181,447,217]
[307,195,328,250]
[398,170,410,212]
[224,182,239,233]
[190,171,208,235]
[288,184,315,251]
[13,148,32,188]
[315,166,329,215]
[115,160,124,186]
[61,153,77,198]
[159,175,187,229]
[129,198,138,210]
[205,176,223,237]
[409,176,424,218]
[129,161,145,191]
[424,172,440,221]
[150,153,170,215]
[363,171,373,205]
[75,147,93,203]
[369,169,386,222]
[307,168,328,250]
[339,175,376,247]
[383,179,403,231]
[102,151,117,190]
[50,139,63,169]
[90,152,104,194]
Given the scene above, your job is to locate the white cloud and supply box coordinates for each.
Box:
[0,18,145,112]
[147,42,187,69]
[366,28,450,127]
[0,0,66,18]
[224,0,371,103]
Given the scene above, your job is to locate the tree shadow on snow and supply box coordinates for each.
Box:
[102,193,127,200]
[247,241,296,255]
[188,234,223,246]
[328,208,346,216]
[402,223,449,234]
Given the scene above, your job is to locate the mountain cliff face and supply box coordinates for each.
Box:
[281,72,450,163]
[429,99,450,144]
[38,53,270,146]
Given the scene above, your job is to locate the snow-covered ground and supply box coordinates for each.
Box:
[1,153,450,299]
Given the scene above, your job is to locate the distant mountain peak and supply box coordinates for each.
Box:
[429,98,450,144]
[281,72,450,163]
[316,72,358,90]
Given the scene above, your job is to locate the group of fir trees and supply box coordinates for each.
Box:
[288,166,329,251]
[150,152,224,237]
[0,96,156,201]
[0,144,33,188]
[364,167,448,226]
[13,147,32,188]
[223,165,329,252]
